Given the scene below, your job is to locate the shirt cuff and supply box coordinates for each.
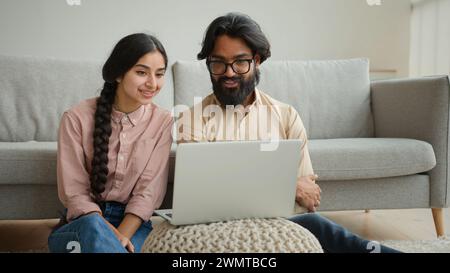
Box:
[125,196,155,222]
[66,198,102,222]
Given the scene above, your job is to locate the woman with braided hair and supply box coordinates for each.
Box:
[48,33,173,253]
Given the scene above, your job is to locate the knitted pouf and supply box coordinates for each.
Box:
[142,218,323,253]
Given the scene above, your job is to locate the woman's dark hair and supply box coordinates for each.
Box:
[90,33,168,203]
[197,12,271,63]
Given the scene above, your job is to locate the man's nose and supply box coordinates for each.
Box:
[224,64,236,78]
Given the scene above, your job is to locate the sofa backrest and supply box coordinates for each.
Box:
[173,58,374,139]
[0,55,174,141]
[0,55,373,141]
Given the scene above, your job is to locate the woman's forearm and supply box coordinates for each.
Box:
[117,213,143,239]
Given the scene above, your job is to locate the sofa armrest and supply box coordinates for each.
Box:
[371,76,450,208]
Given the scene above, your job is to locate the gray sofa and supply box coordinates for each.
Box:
[0,55,448,237]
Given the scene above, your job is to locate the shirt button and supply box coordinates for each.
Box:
[122,133,126,138]
[119,155,124,161]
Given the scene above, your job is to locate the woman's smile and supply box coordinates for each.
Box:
[138,88,157,99]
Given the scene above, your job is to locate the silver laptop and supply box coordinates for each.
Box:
[154,139,302,225]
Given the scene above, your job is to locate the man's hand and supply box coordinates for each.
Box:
[296,174,321,212]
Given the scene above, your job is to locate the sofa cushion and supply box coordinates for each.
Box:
[309,138,436,180]
[0,55,174,142]
[172,58,373,139]
[0,141,177,187]
[1,139,435,186]
[0,141,57,185]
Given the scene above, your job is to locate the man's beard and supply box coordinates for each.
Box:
[211,69,260,107]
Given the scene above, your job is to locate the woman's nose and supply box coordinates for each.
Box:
[146,76,156,89]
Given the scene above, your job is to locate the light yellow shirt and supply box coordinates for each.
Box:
[176,89,314,178]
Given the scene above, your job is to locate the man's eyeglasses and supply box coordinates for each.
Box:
[206,59,254,75]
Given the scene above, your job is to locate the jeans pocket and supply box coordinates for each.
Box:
[48,231,81,253]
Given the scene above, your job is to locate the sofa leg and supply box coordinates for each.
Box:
[431,208,445,238]
[365,210,370,213]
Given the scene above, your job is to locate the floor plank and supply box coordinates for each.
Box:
[0,208,448,251]
[320,208,450,241]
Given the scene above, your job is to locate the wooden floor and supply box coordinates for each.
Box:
[321,208,450,241]
[0,208,448,252]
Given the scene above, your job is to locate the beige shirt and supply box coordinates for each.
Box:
[176,89,314,177]
[57,98,173,222]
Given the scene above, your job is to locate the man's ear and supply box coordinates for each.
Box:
[254,54,261,68]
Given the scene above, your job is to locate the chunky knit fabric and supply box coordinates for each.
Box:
[142,218,323,253]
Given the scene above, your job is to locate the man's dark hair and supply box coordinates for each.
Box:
[197,12,271,63]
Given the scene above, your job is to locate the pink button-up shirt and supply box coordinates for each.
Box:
[57,98,173,222]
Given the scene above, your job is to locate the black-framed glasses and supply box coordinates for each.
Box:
[207,59,254,75]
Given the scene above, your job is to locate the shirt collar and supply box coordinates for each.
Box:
[111,104,148,126]
[253,88,263,106]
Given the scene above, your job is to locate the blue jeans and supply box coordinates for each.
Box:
[48,202,152,253]
[288,213,401,253]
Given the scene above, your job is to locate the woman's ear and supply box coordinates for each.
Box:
[116,77,122,83]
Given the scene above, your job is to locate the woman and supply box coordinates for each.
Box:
[48,33,173,253]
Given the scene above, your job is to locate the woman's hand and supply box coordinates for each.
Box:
[105,220,135,253]
[296,174,321,212]
[86,212,140,253]
[89,212,135,253]
[114,229,135,253]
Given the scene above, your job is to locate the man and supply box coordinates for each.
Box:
[177,12,399,253]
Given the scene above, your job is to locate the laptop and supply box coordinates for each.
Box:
[154,139,302,225]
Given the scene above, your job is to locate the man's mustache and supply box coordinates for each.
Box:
[217,76,243,85]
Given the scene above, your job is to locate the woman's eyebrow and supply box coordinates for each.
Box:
[135,64,150,70]
[135,64,166,72]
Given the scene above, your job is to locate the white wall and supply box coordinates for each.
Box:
[410,0,450,77]
[0,0,411,77]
